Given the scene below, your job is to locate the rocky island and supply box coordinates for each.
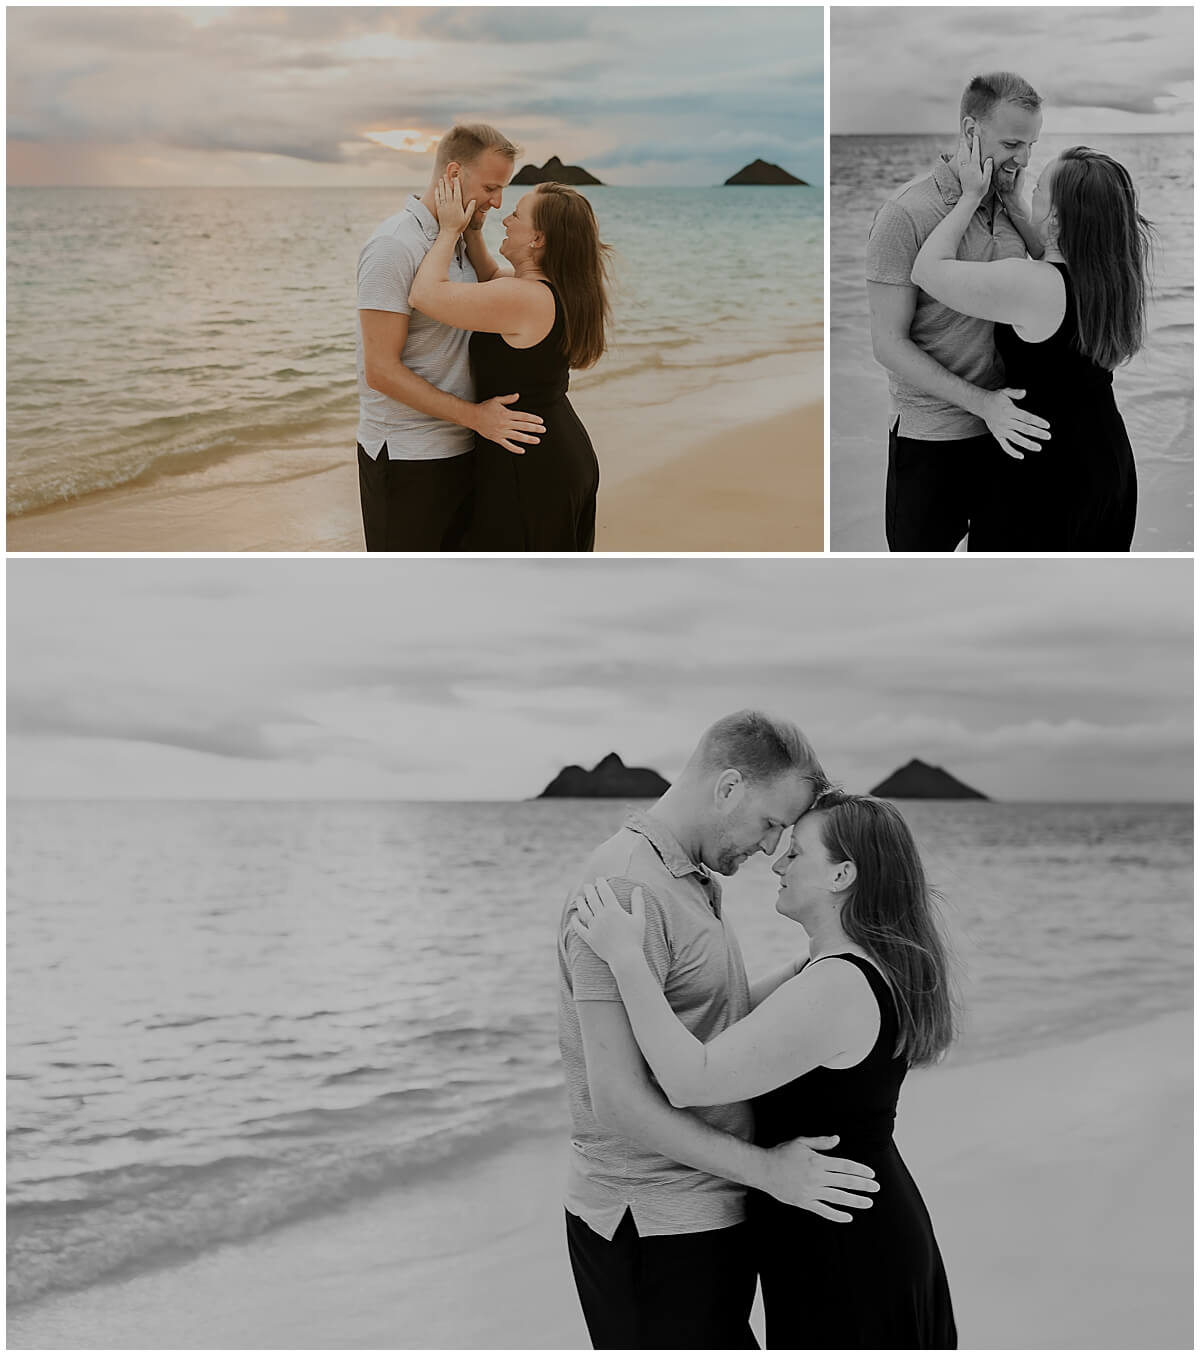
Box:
[511,155,603,186]
[723,159,808,186]
[538,752,669,799]
[871,759,988,800]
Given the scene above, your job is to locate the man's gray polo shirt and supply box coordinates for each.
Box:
[866,155,1028,440]
[355,194,476,461]
[557,810,753,1240]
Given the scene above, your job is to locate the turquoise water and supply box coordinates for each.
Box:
[6,186,822,514]
[7,796,1191,1306]
[830,133,1194,550]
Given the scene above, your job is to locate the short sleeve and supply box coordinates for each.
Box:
[563,877,672,1002]
[865,200,921,286]
[357,233,422,316]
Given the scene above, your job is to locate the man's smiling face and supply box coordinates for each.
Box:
[453,149,515,229]
[965,100,1042,195]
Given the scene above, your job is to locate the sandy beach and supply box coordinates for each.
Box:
[6,352,822,553]
[8,1010,1190,1350]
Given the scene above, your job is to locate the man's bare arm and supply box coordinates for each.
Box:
[867,281,1050,458]
[578,1000,877,1223]
[359,309,542,454]
[749,958,802,1009]
[997,169,1046,260]
[464,225,512,281]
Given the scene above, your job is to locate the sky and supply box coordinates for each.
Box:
[832,6,1194,134]
[6,6,823,187]
[7,558,1193,804]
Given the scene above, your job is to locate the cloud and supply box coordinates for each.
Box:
[6,558,1193,803]
[7,688,294,762]
[6,6,823,186]
[831,6,1194,133]
[1044,83,1181,116]
[415,8,597,44]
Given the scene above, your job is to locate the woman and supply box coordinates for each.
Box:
[410,175,610,551]
[573,792,959,1350]
[911,135,1154,550]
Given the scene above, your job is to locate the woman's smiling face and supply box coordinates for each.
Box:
[499,191,543,262]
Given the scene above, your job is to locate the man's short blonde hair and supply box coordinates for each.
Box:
[434,123,520,172]
[696,709,827,791]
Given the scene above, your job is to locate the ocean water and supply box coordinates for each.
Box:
[7,797,1191,1309]
[830,133,1194,550]
[5,186,823,515]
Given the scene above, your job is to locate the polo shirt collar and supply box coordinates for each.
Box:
[931,154,965,207]
[932,153,999,213]
[625,810,710,882]
[405,192,439,242]
[405,191,467,264]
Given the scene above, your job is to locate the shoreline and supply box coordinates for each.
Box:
[8,1009,1191,1349]
[6,350,822,553]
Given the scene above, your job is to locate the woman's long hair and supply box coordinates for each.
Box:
[815,792,959,1067]
[531,183,612,369]
[1050,146,1155,371]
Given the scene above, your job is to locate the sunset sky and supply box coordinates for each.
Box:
[7,6,823,187]
[8,558,1193,803]
[832,6,1193,134]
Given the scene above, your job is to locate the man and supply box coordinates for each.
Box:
[557,711,879,1350]
[355,123,545,551]
[867,72,1053,551]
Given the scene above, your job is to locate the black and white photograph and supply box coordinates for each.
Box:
[7,556,1192,1350]
[829,5,1194,552]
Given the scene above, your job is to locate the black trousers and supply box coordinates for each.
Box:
[356,442,475,552]
[565,1209,758,1350]
[885,423,993,552]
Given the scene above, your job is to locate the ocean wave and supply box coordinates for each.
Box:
[7,388,355,516]
[574,336,820,394]
[7,1082,564,1308]
[318,1064,397,1087]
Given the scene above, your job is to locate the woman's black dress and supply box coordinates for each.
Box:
[466,280,599,551]
[749,954,957,1350]
[970,260,1137,550]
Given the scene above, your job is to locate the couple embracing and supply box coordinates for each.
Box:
[869,71,1154,551]
[557,711,959,1350]
[356,124,610,553]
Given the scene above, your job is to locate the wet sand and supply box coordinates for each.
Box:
[9,1012,1191,1349]
[6,351,824,553]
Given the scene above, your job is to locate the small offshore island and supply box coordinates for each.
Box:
[511,155,603,185]
[871,759,989,800]
[538,753,669,799]
[723,158,808,185]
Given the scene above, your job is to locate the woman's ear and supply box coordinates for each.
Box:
[830,859,857,894]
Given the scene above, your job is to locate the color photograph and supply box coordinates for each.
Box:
[7,556,1192,1350]
[6,6,823,552]
[829,6,1193,552]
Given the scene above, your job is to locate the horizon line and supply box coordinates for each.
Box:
[832,128,1191,137]
[5,181,820,191]
[6,793,1192,806]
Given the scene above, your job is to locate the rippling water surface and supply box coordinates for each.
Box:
[7,797,1190,1305]
[6,186,822,514]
